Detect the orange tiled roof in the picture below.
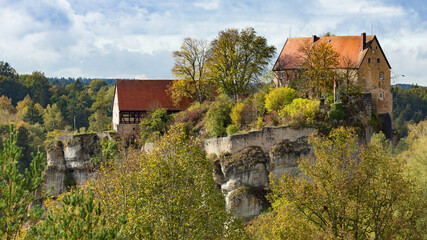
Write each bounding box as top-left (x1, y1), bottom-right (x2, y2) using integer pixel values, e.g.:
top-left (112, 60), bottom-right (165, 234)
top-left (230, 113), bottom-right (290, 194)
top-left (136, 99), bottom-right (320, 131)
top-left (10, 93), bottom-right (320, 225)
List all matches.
top-left (273, 34), bottom-right (389, 71)
top-left (115, 79), bottom-right (191, 111)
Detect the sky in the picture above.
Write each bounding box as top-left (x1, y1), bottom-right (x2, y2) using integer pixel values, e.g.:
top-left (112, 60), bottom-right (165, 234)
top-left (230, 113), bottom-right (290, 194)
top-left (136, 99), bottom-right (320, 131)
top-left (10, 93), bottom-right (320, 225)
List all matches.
top-left (0, 0), bottom-right (426, 85)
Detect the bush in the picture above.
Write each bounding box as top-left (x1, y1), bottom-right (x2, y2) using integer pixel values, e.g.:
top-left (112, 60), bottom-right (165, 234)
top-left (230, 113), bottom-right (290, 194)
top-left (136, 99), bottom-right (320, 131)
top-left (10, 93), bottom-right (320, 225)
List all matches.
top-left (328, 102), bottom-right (345, 122)
top-left (139, 108), bottom-right (171, 143)
top-left (229, 102), bottom-right (257, 129)
top-left (280, 98), bottom-right (320, 127)
top-left (174, 101), bottom-right (210, 136)
top-left (265, 87), bottom-right (297, 113)
top-left (264, 112), bottom-right (279, 126)
top-left (226, 124), bottom-right (238, 136)
top-left (253, 92), bottom-right (267, 117)
top-left (205, 95), bottom-right (234, 137)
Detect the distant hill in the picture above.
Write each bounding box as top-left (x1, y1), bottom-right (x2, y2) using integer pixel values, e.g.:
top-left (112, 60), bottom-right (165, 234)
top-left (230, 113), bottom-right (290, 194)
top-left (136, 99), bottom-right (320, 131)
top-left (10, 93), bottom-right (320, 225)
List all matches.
top-left (48, 77), bottom-right (116, 87)
top-left (393, 83), bottom-right (426, 89)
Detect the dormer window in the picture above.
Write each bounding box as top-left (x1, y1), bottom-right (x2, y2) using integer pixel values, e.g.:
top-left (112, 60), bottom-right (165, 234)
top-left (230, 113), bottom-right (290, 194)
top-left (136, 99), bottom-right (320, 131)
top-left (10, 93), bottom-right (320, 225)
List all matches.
top-left (377, 58), bottom-right (380, 63)
top-left (379, 72), bottom-right (384, 80)
top-left (367, 58), bottom-right (371, 64)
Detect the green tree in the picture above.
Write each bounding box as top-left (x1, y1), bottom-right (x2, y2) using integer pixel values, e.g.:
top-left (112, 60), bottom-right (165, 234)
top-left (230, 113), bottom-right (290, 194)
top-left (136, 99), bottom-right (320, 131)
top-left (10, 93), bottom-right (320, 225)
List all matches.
top-left (0, 61), bottom-right (17, 78)
top-left (91, 126), bottom-right (244, 239)
top-left (298, 42), bottom-right (340, 98)
top-left (89, 87), bottom-right (113, 132)
top-left (139, 108), bottom-right (171, 143)
top-left (0, 126), bottom-right (47, 240)
top-left (26, 187), bottom-right (121, 239)
top-left (88, 79), bottom-right (108, 93)
top-left (43, 103), bottom-right (67, 131)
top-left (205, 95), bottom-right (234, 137)
top-left (249, 127), bottom-right (425, 239)
top-left (170, 38), bottom-right (214, 104)
top-left (209, 27), bottom-right (276, 99)
top-left (23, 103), bottom-right (43, 125)
top-left (21, 71), bottom-right (51, 107)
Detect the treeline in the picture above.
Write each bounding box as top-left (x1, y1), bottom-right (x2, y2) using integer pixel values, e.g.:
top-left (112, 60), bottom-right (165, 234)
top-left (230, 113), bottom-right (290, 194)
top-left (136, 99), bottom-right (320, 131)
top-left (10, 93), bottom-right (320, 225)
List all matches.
top-left (48, 77), bottom-right (115, 87)
top-left (0, 61), bottom-right (114, 171)
top-left (392, 84), bottom-right (427, 136)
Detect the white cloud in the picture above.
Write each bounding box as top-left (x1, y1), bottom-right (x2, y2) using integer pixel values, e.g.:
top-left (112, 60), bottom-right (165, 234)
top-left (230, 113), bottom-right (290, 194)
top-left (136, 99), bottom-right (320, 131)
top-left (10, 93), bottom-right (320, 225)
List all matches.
top-left (194, 0), bottom-right (221, 10)
top-left (0, 0), bottom-right (425, 85)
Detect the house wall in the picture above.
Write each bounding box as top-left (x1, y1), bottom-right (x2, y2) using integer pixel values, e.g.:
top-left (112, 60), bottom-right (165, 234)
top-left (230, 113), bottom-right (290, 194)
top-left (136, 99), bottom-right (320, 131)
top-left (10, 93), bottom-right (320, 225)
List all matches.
top-left (358, 39), bottom-right (392, 115)
top-left (112, 86), bottom-right (120, 131)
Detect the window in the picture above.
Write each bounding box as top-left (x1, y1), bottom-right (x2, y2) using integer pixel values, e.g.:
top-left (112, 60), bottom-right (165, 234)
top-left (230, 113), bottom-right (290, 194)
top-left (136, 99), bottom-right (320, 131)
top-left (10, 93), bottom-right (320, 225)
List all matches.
top-left (367, 58), bottom-right (371, 63)
top-left (120, 111), bottom-right (145, 124)
top-left (379, 81), bottom-right (383, 88)
top-left (379, 92), bottom-right (384, 100)
top-left (377, 58), bottom-right (380, 63)
top-left (379, 72), bottom-right (384, 79)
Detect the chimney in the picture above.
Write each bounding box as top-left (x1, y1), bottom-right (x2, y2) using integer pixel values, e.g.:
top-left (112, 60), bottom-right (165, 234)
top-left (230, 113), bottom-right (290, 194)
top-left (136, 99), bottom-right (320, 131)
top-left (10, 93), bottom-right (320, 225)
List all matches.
top-left (361, 32), bottom-right (366, 51)
top-left (312, 35), bottom-right (319, 44)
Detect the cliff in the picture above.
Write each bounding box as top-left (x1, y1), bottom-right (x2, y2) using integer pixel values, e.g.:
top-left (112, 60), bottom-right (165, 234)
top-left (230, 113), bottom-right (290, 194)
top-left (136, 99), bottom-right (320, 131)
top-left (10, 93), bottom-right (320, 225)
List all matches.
top-left (44, 132), bottom-right (115, 196)
top-left (44, 127), bottom-right (315, 222)
top-left (205, 126), bottom-right (315, 222)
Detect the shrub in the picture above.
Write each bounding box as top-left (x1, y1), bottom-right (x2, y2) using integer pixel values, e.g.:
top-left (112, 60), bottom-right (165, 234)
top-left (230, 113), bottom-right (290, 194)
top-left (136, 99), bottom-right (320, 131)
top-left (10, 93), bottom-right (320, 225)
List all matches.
top-left (226, 124), bottom-right (239, 136)
top-left (229, 102), bottom-right (257, 129)
top-left (328, 102), bottom-right (345, 122)
top-left (205, 95), bottom-right (234, 137)
top-left (264, 112), bottom-right (279, 126)
top-left (174, 101), bottom-right (210, 136)
top-left (265, 87), bottom-right (297, 113)
top-left (139, 108), bottom-right (171, 143)
top-left (280, 98), bottom-right (320, 127)
top-left (253, 92), bottom-right (267, 117)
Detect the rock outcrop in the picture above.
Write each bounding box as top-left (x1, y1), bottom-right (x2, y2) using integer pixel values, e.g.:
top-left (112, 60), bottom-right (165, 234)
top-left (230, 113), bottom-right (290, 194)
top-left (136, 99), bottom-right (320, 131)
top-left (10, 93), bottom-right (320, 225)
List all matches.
top-left (206, 126), bottom-right (314, 222)
top-left (44, 132), bottom-right (115, 196)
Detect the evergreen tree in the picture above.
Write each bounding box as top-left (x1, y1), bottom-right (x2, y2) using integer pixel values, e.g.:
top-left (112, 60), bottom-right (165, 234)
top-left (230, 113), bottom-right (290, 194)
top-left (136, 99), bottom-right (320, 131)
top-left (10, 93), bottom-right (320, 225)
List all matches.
top-left (23, 103), bottom-right (43, 125)
top-left (0, 125), bottom-right (47, 239)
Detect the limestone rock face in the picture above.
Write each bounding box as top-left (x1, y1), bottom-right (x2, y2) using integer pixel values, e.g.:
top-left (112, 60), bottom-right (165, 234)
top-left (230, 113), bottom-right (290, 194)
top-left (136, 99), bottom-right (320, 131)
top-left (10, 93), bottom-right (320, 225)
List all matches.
top-left (44, 132), bottom-right (115, 196)
top-left (268, 136), bottom-right (311, 177)
top-left (208, 127), bottom-right (314, 222)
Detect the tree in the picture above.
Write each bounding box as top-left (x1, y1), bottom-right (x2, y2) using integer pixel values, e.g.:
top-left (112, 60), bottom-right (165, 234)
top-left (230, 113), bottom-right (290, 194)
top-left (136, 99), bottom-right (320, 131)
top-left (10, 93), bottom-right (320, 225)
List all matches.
top-left (88, 79), bottom-right (108, 93)
top-left (0, 126), bottom-right (47, 240)
top-left (43, 104), bottom-right (67, 131)
top-left (21, 71), bottom-right (51, 107)
top-left (248, 127), bottom-right (425, 239)
top-left (170, 38), bottom-right (214, 104)
top-left (139, 108), bottom-right (171, 143)
top-left (91, 126), bottom-right (244, 239)
top-left (298, 42), bottom-right (340, 98)
top-left (209, 27), bottom-right (276, 99)
top-left (89, 87), bottom-right (113, 132)
top-left (26, 187), bottom-right (121, 239)
top-left (0, 61), bottom-right (17, 78)
top-left (23, 103), bottom-right (44, 125)
top-left (0, 95), bottom-right (16, 114)
top-left (16, 95), bottom-right (33, 119)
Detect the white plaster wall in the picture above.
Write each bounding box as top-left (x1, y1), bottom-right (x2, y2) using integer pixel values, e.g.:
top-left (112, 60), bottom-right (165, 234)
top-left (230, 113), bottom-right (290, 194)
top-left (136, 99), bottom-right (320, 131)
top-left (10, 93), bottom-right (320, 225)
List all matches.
top-left (112, 86), bottom-right (120, 131)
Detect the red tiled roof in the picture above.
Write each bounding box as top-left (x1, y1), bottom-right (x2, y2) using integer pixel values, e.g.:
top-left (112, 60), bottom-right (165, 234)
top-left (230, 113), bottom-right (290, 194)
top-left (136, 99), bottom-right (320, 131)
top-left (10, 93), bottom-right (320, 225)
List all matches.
top-left (115, 79), bottom-right (191, 111)
top-left (273, 34), bottom-right (385, 71)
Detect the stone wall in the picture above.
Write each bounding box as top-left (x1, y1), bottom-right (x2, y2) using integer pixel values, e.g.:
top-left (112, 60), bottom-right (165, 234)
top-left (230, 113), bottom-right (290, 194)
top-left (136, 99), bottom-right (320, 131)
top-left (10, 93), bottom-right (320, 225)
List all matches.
top-left (204, 126), bottom-right (315, 222)
top-left (44, 132), bottom-right (115, 196)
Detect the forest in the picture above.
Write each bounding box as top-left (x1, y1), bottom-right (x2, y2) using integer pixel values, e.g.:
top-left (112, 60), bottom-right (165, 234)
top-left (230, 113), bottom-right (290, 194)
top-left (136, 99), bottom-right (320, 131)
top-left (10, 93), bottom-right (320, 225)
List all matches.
top-left (0, 27), bottom-right (426, 239)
